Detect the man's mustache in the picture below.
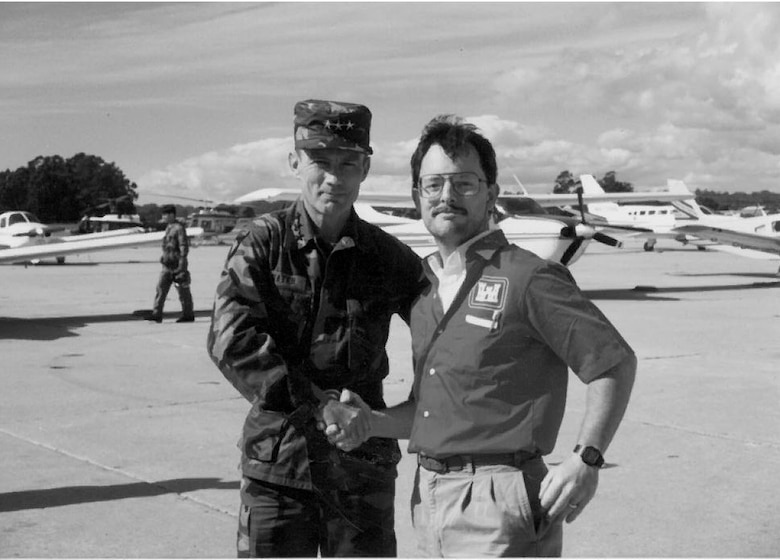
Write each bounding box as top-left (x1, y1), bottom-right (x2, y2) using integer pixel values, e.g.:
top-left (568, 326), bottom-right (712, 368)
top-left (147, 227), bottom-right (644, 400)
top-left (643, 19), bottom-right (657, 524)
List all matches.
top-left (431, 205), bottom-right (466, 216)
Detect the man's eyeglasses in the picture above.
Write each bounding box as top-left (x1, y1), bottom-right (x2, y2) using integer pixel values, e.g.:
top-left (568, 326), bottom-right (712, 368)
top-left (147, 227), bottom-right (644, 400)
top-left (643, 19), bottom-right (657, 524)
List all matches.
top-left (416, 172), bottom-right (486, 198)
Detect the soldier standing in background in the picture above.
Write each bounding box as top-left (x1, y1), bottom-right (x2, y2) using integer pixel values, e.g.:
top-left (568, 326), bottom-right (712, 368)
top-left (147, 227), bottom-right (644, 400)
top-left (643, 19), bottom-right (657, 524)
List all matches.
top-left (146, 204), bottom-right (194, 323)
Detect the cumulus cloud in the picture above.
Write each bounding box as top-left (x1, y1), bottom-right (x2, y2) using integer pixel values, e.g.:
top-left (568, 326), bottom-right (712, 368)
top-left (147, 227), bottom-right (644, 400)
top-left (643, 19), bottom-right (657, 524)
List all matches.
top-left (483, 4), bottom-right (780, 191)
top-left (136, 4), bottom-right (780, 198)
top-left (137, 135), bottom-right (420, 202)
top-left (137, 137), bottom-right (294, 203)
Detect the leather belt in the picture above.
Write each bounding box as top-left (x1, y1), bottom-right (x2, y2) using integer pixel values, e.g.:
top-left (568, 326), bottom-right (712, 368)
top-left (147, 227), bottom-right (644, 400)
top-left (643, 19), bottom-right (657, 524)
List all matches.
top-left (418, 451), bottom-right (538, 474)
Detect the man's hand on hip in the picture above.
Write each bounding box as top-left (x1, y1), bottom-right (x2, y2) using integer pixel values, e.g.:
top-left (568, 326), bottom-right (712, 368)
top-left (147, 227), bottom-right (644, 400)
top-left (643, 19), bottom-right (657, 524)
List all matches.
top-left (539, 453), bottom-right (599, 523)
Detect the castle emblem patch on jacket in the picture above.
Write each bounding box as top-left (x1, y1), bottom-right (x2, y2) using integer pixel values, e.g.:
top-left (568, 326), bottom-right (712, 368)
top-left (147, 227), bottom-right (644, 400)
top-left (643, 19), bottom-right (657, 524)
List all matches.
top-left (469, 276), bottom-right (508, 311)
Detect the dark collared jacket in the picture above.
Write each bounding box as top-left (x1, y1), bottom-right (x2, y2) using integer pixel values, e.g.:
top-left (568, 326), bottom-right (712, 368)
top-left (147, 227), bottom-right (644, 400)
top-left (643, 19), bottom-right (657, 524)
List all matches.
top-left (207, 199), bottom-right (425, 490)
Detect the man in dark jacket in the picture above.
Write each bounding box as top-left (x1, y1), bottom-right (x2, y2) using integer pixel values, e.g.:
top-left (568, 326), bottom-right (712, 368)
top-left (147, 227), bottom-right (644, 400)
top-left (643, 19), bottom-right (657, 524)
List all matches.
top-left (207, 99), bottom-right (425, 557)
top-left (146, 205), bottom-right (194, 323)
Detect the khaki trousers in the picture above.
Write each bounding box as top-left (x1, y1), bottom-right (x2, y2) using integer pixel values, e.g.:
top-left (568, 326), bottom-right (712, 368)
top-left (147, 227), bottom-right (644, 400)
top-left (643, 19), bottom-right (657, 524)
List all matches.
top-left (411, 458), bottom-right (562, 557)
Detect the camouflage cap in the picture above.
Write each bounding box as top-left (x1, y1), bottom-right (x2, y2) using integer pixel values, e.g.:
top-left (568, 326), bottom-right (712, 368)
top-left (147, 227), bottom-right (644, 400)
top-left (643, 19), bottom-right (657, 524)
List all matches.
top-left (294, 99), bottom-right (373, 155)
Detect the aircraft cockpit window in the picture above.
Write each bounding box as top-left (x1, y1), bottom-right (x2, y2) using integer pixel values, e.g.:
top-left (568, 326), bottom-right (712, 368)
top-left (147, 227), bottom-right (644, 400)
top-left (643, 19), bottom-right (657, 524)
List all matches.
top-left (9, 213), bottom-right (32, 225)
top-left (772, 221), bottom-right (780, 233)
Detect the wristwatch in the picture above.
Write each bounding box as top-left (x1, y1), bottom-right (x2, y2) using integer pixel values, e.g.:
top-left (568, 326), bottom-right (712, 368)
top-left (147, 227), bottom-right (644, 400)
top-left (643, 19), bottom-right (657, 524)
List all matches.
top-left (574, 444), bottom-right (605, 468)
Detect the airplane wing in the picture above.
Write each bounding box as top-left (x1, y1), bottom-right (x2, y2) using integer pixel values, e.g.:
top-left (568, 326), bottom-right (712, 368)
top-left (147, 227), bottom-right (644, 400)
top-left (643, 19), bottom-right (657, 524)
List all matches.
top-left (236, 186), bottom-right (694, 208)
top-left (57, 227), bottom-right (146, 242)
top-left (674, 225), bottom-right (780, 256)
top-left (509, 190), bottom-right (694, 207)
top-left (233, 188), bottom-right (299, 204)
top-left (0, 227), bottom-right (204, 264)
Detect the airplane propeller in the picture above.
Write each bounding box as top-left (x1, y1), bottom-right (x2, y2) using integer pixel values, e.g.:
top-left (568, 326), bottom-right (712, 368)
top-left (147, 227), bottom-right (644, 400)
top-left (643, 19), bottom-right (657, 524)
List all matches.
top-left (558, 187), bottom-right (624, 265)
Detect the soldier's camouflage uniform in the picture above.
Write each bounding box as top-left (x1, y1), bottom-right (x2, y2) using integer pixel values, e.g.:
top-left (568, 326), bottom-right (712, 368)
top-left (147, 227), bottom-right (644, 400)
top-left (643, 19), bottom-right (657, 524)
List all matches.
top-left (152, 220), bottom-right (193, 319)
top-left (207, 198), bottom-right (425, 557)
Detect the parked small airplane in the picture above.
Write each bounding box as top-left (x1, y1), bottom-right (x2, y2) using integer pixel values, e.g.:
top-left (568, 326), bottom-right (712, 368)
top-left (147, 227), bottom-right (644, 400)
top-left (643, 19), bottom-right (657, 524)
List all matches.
top-left (0, 209), bottom-right (203, 265)
top-left (572, 174), bottom-right (733, 253)
top-left (0, 210), bottom-right (73, 264)
top-left (573, 177), bottom-right (780, 272)
top-left (670, 193), bottom-right (780, 273)
top-left (0, 211), bottom-right (58, 247)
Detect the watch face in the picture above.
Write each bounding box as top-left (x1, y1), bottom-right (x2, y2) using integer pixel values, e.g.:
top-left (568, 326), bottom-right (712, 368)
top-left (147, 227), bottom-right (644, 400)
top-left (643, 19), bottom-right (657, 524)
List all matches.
top-left (582, 447), bottom-right (604, 467)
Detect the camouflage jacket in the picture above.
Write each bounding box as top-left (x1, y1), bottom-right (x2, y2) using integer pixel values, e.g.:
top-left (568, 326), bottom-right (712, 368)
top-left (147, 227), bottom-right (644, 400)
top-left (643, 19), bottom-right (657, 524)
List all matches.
top-left (160, 221), bottom-right (189, 270)
top-left (207, 199), bottom-right (425, 490)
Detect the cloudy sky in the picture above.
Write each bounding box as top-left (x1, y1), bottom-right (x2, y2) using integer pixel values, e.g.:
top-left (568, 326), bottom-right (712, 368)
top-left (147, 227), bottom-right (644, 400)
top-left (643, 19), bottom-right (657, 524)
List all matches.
top-left (3, 2), bottom-right (780, 204)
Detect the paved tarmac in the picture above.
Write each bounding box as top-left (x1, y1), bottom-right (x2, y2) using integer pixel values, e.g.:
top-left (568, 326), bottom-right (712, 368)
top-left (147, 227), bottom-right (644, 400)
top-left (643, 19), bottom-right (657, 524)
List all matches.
top-left (1, 238), bottom-right (778, 557)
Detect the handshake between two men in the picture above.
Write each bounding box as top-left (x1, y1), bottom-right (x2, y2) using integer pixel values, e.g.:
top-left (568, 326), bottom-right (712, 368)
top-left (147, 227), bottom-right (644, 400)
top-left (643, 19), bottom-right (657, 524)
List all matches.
top-left (314, 389), bottom-right (376, 452)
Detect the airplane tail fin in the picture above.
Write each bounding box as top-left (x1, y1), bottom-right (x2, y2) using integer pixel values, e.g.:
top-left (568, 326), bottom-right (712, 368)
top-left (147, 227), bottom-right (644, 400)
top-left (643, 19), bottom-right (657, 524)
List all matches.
top-left (579, 174), bottom-right (619, 216)
top-left (667, 180), bottom-right (704, 218)
top-left (512, 174), bottom-right (529, 195)
top-left (579, 174), bottom-right (605, 194)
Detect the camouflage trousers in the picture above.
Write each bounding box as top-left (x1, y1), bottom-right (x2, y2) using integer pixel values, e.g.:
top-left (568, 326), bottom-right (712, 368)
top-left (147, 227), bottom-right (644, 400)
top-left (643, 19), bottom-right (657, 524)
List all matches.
top-left (152, 268), bottom-right (193, 317)
top-left (237, 473), bottom-right (396, 558)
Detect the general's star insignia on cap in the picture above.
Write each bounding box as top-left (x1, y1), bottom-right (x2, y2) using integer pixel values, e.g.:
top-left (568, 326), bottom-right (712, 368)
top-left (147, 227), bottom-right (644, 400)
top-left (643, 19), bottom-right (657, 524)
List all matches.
top-left (293, 99), bottom-right (373, 154)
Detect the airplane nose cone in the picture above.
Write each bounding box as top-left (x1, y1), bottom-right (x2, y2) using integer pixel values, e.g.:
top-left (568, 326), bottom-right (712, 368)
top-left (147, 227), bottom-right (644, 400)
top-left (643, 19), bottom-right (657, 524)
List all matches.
top-left (573, 223), bottom-right (597, 238)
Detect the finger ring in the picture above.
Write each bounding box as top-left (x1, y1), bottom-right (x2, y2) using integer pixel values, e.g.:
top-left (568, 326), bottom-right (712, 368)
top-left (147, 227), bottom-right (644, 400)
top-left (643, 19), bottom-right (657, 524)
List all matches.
top-left (568, 503), bottom-right (578, 509)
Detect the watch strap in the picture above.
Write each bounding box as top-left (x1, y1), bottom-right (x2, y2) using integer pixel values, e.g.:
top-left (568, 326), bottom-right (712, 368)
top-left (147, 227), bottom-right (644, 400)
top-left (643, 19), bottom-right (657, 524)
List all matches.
top-left (574, 444), bottom-right (605, 468)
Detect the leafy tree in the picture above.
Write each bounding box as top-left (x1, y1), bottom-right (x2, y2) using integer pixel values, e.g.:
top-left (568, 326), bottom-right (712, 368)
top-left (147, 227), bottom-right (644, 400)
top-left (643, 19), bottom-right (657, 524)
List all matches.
top-left (0, 167), bottom-right (31, 211)
top-left (553, 170), bottom-right (580, 193)
top-left (599, 171), bottom-right (633, 193)
top-left (69, 153), bottom-right (137, 216)
top-left (24, 155), bottom-right (79, 223)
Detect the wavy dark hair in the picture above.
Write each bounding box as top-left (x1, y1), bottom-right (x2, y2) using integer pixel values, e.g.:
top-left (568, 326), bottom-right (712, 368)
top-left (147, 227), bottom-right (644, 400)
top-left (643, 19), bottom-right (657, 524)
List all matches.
top-left (409, 115), bottom-right (498, 193)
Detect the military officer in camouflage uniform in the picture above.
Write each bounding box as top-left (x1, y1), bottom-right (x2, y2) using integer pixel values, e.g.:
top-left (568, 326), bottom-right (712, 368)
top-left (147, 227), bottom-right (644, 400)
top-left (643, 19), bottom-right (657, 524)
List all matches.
top-left (146, 205), bottom-right (194, 323)
top-left (207, 99), bottom-right (425, 557)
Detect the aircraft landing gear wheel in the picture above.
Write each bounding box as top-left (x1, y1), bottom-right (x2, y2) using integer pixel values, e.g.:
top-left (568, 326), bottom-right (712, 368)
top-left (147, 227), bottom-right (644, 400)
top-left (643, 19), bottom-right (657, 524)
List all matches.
top-left (697, 246), bottom-right (706, 251)
top-left (56, 256), bottom-right (66, 264)
top-left (643, 241), bottom-right (655, 252)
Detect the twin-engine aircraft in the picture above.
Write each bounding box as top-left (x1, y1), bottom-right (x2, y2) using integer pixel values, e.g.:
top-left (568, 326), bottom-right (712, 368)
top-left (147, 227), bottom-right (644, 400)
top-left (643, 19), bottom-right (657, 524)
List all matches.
top-left (0, 210), bottom-right (202, 265)
top-left (234, 182), bottom-right (693, 267)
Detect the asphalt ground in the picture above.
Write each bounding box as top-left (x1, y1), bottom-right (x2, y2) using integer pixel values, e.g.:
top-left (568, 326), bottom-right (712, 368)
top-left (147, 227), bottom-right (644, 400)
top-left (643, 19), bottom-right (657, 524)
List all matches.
top-left (1, 238), bottom-right (778, 557)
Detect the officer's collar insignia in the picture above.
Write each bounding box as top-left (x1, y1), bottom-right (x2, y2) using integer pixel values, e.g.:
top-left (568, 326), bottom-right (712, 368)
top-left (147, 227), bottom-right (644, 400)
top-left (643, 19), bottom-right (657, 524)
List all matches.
top-left (291, 210), bottom-right (307, 249)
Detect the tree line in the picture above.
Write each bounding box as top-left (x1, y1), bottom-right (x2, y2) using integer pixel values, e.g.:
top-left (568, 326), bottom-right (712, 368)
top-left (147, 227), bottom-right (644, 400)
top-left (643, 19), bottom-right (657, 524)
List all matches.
top-left (552, 170), bottom-right (634, 194)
